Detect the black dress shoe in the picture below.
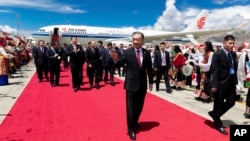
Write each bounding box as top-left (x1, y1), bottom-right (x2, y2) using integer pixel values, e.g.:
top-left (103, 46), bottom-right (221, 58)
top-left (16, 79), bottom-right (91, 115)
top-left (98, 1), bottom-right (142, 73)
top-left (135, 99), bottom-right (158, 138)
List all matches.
top-left (166, 89), bottom-right (172, 93)
top-left (203, 98), bottom-right (212, 103)
top-left (171, 86), bottom-right (176, 89)
top-left (217, 127), bottom-right (228, 135)
top-left (128, 130), bottom-right (136, 140)
top-left (208, 111), bottom-right (222, 126)
top-left (74, 88), bottom-right (77, 92)
top-left (51, 84), bottom-right (55, 87)
top-left (195, 97), bottom-right (204, 101)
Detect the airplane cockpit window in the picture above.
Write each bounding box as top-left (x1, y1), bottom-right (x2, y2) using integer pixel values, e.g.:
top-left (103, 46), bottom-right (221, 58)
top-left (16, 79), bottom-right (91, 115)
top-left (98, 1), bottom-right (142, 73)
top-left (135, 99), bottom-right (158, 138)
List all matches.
top-left (39, 29), bottom-right (45, 32)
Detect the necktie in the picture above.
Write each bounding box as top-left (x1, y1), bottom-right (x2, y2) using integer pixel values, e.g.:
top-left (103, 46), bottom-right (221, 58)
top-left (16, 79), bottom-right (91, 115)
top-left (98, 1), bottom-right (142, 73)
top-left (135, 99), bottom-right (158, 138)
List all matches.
top-left (52, 48), bottom-right (56, 54)
top-left (136, 49), bottom-right (141, 68)
top-left (40, 47), bottom-right (43, 53)
top-left (162, 51), bottom-right (165, 63)
top-left (228, 53), bottom-right (232, 65)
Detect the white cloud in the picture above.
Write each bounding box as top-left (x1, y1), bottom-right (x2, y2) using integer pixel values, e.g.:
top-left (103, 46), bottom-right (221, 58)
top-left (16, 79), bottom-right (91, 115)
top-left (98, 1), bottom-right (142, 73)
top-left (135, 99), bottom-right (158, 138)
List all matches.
top-left (213, 0), bottom-right (249, 5)
top-left (0, 9), bottom-right (13, 13)
top-left (212, 0), bottom-right (227, 4)
top-left (140, 0), bottom-right (250, 31)
top-left (0, 0), bottom-right (85, 13)
top-left (0, 25), bottom-right (17, 35)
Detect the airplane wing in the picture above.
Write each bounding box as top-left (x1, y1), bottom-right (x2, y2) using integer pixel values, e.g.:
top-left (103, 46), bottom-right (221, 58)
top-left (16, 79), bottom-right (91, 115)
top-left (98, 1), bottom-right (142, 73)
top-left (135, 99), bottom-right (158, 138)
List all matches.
top-left (144, 28), bottom-right (234, 42)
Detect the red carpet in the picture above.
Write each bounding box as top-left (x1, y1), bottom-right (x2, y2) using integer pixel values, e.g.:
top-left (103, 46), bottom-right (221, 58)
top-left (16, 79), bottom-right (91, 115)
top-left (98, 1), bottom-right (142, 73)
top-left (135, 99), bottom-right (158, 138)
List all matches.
top-left (0, 67), bottom-right (229, 141)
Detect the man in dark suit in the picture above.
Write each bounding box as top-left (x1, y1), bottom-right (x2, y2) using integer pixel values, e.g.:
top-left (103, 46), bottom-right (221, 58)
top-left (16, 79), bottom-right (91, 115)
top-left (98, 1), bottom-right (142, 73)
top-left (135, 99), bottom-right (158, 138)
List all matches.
top-left (61, 43), bottom-right (69, 69)
top-left (116, 43), bottom-right (126, 77)
top-left (97, 40), bottom-right (104, 81)
top-left (153, 42), bottom-right (172, 93)
top-left (46, 42), bottom-right (61, 87)
top-left (85, 41), bottom-right (101, 89)
top-left (208, 35), bottom-right (238, 135)
top-left (112, 31), bottom-right (153, 141)
top-left (32, 40), bottom-right (49, 82)
top-left (103, 42), bottom-right (115, 86)
top-left (66, 36), bottom-right (85, 92)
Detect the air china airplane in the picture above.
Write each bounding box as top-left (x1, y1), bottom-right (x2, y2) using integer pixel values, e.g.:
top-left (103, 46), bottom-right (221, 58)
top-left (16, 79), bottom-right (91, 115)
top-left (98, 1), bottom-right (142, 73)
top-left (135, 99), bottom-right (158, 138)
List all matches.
top-left (31, 9), bottom-right (246, 46)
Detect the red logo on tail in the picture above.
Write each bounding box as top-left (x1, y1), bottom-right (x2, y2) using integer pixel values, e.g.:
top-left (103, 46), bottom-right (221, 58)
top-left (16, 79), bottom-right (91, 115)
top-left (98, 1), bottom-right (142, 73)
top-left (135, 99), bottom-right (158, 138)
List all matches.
top-left (197, 17), bottom-right (206, 30)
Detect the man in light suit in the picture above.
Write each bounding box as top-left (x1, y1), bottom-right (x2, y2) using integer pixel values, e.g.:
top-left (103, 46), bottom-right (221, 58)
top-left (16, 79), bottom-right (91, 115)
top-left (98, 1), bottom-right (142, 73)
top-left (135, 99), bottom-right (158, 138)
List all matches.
top-left (112, 31), bottom-right (153, 141)
top-left (208, 35), bottom-right (238, 135)
top-left (153, 42), bottom-right (172, 93)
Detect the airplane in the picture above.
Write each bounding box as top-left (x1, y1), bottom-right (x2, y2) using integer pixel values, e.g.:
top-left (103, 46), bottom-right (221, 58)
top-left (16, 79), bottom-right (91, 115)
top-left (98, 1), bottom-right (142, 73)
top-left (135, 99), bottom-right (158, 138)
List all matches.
top-left (31, 9), bottom-right (247, 46)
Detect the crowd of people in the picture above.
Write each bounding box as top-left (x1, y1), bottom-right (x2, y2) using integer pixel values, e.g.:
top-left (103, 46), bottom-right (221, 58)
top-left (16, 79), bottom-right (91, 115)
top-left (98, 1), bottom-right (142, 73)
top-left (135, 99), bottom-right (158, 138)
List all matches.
top-left (2, 31), bottom-right (250, 140)
top-left (0, 32), bottom-right (32, 81)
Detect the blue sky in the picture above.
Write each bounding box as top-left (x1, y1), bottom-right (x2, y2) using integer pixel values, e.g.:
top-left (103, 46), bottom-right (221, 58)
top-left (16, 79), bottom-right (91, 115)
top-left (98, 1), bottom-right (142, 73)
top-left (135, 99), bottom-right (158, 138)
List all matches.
top-left (0, 0), bottom-right (250, 35)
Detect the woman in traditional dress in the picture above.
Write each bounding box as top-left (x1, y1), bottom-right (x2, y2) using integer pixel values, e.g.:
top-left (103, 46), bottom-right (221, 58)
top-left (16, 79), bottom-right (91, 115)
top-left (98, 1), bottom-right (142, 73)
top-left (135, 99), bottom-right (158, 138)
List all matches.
top-left (172, 45), bottom-right (186, 90)
top-left (244, 50), bottom-right (250, 118)
top-left (194, 41), bottom-right (214, 103)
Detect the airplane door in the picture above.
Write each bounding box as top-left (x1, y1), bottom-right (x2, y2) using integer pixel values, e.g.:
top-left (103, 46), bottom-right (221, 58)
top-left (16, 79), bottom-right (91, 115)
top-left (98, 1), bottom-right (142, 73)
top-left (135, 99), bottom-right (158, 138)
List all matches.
top-left (52, 27), bottom-right (59, 43)
top-left (53, 27), bottom-right (59, 35)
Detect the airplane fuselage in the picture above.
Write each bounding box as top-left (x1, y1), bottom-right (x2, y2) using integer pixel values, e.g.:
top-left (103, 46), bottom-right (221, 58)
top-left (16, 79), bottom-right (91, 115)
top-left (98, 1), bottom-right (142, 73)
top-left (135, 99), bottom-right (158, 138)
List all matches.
top-left (31, 25), bottom-right (170, 46)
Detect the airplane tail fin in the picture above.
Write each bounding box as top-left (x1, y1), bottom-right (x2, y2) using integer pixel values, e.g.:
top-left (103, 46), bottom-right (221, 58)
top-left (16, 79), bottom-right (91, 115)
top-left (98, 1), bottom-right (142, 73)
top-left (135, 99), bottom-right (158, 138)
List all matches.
top-left (182, 9), bottom-right (209, 32)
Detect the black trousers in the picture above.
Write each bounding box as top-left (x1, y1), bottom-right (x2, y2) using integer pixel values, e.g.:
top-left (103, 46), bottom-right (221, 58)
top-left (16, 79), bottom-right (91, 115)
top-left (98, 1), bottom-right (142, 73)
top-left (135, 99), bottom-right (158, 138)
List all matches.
top-left (155, 66), bottom-right (171, 90)
top-left (104, 67), bottom-right (114, 83)
top-left (63, 59), bottom-right (69, 69)
top-left (37, 62), bottom-right (48, 81)
top-left (49, 65), bottom-right (60, 85)
top-left (126, 86), bottom-right (147, 131)
top-left (212, 77), bottom-right (236, 127)
top-left (70, 66), bottom-right (81, 88)
top-left (87, 66), bottom-right (99, 86)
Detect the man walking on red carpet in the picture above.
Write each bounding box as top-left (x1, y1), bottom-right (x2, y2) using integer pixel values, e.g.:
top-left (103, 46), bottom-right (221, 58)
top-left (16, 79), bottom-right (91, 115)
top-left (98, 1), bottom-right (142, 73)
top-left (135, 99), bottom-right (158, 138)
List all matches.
top-left (208, 35), bottom-right (238, 135)
top-left (111, 31), bottom-right (153, 140)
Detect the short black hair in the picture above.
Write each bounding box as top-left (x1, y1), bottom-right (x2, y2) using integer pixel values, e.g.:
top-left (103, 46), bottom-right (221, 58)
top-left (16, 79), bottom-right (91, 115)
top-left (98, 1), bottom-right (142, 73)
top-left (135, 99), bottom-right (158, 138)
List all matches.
top-left (223, 35), bottom-right (235, 42)
top-left (98, 40), bottom-right (103, 44)
top-left (132, 31), bottom-right (144, 40)
top-left (71, 36), bottom-right (77, 40)
top-left (160, 42), bottom-right (165, 45)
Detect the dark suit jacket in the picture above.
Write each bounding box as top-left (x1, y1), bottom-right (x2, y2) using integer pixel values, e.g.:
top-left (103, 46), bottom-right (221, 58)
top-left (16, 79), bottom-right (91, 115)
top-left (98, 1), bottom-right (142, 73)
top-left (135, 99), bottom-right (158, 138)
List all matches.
top-left (102, 48), bottom-right (114, 68)
top-left (85, 47), bottom-right (101, 68)
top-left (120, 47), bottom-right (153, 92)
top-left (66, 44), bottom-right (85, 68)
top-left (210, 49), bottom-right (238, 90)
top-left (153, 50), bottom-right (170, 70)
top-left (32, 46), bottom-right (48, 65)
top-left (46, 47), bottom-right (61, 68)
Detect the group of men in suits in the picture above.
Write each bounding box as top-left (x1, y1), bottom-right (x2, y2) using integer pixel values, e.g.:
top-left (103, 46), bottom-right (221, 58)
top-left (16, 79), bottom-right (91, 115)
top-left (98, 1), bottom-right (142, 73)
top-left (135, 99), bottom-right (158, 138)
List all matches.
top-left (32, 40), bottom-right (65, 87)
top-left (32, 33), bottom-right (239, 140)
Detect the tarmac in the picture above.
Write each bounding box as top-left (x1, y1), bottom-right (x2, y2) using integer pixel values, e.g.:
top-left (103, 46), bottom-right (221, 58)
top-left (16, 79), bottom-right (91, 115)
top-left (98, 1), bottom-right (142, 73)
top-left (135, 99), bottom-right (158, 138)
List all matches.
top-left (0, 62), bottom-right (250, 128)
